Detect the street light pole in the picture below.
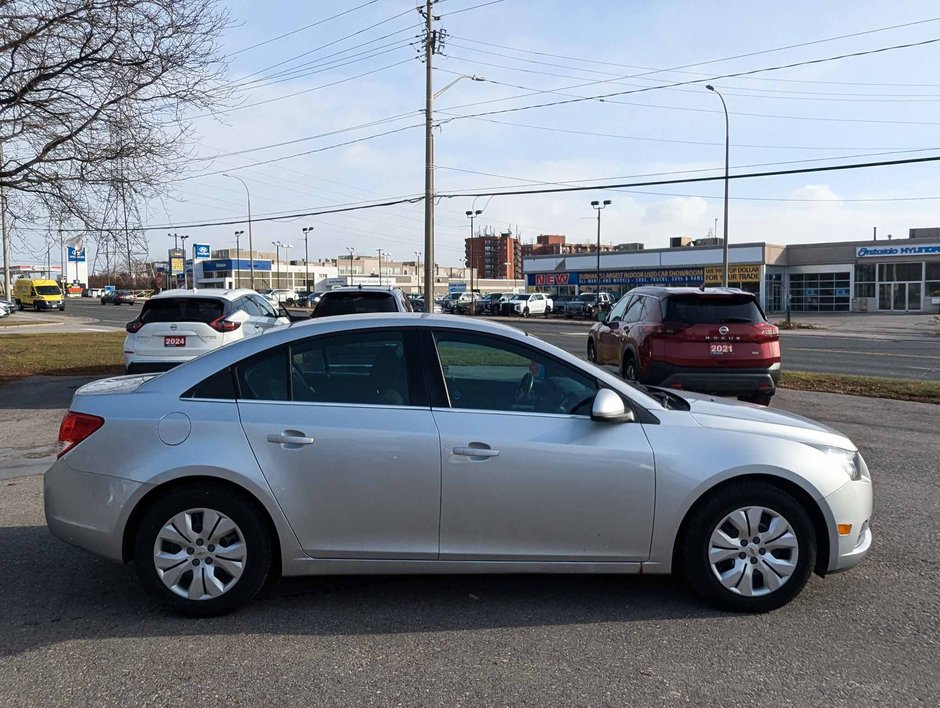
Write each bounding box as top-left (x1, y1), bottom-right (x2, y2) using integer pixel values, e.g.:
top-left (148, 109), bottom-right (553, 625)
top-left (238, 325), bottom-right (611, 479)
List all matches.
top-left (706, 84), bottom-right (730, 287)
top-left (377, 248), bottom-right (384, 287)
top-left (465, 209), bottom-right (482, 314)
top-left (345, 247), bottom-right (355, 285)
top-left (302, 226), bottom-right (313, 296)
top-left (179, 234), bottom-right (189, 288)
top-left (234, 230), bottom-right (244, 287)
top-left (590, 200), bottom-right (611, 292)
top-left (224, 173), bottom-right (255, 289)
top-left (272, 241), bottom-right (282, 288)
top-left (414, 251), bottom-right (421, 293)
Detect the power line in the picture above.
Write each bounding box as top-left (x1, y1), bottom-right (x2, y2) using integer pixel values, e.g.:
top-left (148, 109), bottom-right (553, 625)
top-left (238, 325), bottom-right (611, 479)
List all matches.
top-left (437, 36), bottom-right (940, 121)
top-left (227, 0), bottom-right (384, 57)
top-left (443, 0), bottom-right (506, 16)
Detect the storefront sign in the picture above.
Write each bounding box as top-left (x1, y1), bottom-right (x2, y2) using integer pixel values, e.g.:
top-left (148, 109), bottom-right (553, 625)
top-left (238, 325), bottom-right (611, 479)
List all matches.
top-left (856, 243), bottom-right (940, 258)
top-left (532, 272), bottom-right (579, 286)
top-left (201, 258), bottom-right (272, 272)
top-left (193, 243), bottom-right (211, 260)
top-left (67, 246), bottom-right (86, 262)
top-left (704, 264), bottom-right (761, 284)
top-left (528, 267), bottom-right (704, 287)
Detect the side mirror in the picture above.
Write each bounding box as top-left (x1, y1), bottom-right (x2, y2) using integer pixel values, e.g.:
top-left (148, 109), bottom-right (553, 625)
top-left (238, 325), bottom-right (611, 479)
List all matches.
top-left (591, 388), bottom-right (635, 423)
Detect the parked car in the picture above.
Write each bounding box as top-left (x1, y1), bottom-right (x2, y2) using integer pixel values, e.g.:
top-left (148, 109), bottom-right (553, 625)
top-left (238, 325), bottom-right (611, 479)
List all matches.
top-left (475, 292), bottom-right (504, 315)
top-left (566, 292), bottom-right (615, 319)
top-left (101, 290), bottom-right (136, 306)
top-left (13, 278), bottom-right (65, 311)
top-left (408, 295), bottom-right (443, 314)
top-left (508, 292), bottom-right (552, 317)
top-left (259, 288), bottom-right (299, 306)
top-left (549, 294), bottom-right (575, 317)
top-left (122, 289), bottom-right (289, 374)
top-left (45, 313), bottom-right (872, 616)
top-left (439, 292), bottom-right (463, 313)
top-left (310, 286), bottom-right (412, 318)
top-left (298, 292), bottom-right (323, 309)
top-left (587, 287), bottom-right (781, 405)
top-left (0, 298), bottom-right (14, 317)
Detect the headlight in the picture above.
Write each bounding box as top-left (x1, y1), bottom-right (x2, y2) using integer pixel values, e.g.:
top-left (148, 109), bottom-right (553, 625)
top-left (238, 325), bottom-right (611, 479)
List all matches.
top-left (808, 444), bottom-right (863, 481)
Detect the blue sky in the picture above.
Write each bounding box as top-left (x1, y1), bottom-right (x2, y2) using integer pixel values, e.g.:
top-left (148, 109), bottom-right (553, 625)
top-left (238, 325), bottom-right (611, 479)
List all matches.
top-left (74, 0), bottom-right (940, 266)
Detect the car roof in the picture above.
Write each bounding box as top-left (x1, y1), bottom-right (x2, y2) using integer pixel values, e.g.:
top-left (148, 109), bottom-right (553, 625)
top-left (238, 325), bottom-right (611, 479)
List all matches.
top-left (149, 288), bottom-right (255, 302)
top-left (324, 287), bottom-right (400, 295)
top-left (628, 286), bottom-right (753, 298)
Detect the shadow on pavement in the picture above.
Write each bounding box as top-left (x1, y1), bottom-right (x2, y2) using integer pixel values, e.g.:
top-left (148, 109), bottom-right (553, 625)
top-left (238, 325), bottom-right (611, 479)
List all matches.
top-left (0, 524), bottom-right (721, 658)
top-left (0, 376), bottom-right (98, 410)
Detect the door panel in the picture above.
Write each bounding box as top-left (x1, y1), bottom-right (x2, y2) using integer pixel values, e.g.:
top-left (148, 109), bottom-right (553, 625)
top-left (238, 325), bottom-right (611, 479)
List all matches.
top-left (239, 401), bottom-right (442, 559)
top-left (434, 408), bottom-right (655, 561)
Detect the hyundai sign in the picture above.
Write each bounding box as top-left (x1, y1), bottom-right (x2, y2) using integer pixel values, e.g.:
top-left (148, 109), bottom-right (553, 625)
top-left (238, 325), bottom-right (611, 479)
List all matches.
top-left (193, 243), bottom-right (211, 260)
top-left (856, 243), bottom-right (940, 258)
top-left (66, 246), bottom-right (86, 262)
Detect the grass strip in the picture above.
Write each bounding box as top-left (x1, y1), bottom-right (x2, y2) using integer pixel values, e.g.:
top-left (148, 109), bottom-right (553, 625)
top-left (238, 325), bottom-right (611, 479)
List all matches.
top-left (0, 332), bottom-right (125, 382)
top-left (780, 370), bottom-right (940, 405)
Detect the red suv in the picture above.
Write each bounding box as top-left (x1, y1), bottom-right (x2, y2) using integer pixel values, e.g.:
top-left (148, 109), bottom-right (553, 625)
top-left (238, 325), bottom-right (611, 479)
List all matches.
top-left (587, 287), bottom-right (781, 405)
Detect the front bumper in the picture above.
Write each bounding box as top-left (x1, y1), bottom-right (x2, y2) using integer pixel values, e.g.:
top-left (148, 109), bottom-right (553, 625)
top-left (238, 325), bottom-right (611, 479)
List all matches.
top-left (44, 459), bottom-right (151, 563)
top-left (824, 477), bottom-right (874, 573)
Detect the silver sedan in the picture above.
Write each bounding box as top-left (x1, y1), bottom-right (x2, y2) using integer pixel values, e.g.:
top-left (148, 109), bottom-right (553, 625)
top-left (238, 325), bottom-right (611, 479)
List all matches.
top-left (45, 314), bottom-right (872, 615)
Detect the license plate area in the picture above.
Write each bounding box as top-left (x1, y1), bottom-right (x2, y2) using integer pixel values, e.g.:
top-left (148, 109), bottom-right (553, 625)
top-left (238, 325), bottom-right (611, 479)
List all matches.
top-left (164, 336), bottom-right (186, 347)
top-left (709, 343), bottom-right (733, 355)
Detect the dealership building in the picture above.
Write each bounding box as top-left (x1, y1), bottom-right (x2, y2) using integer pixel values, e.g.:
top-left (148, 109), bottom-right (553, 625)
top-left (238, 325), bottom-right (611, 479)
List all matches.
top-left (523, 228), bottom-right (940, 314)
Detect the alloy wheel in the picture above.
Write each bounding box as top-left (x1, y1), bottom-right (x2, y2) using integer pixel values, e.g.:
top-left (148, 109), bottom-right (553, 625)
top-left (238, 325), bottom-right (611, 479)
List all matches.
top-left (152, 508), bottom-right (247, 601)
top-left (708, 506), bottom-right (799, 597)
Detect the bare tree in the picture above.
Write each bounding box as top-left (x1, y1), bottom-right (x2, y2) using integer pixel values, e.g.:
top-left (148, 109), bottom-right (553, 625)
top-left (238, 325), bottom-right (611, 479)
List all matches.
top-left (0, 0), bottom-right (230, 291)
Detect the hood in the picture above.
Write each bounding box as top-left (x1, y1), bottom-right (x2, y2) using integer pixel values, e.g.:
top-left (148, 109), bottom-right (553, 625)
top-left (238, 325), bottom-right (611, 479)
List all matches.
top-left (680, 391), bottom-right (855, 450)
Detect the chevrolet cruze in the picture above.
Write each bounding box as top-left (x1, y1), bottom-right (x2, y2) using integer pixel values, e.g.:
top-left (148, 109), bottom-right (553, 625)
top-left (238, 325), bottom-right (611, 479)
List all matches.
top-left (45, 314), bottom-right (872, 615)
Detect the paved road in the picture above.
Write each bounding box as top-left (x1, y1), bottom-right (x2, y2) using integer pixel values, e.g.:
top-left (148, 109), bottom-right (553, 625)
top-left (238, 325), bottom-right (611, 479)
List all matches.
top-left (19, 300), bottom-right (940, 381)
top-left (508, 320), bottom-right (940, 382)
top-left (0, 387), bottom-right (937, 705)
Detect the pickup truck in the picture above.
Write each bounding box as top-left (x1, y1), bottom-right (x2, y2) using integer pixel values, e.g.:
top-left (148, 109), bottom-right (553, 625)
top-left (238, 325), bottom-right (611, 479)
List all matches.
top-left (566, 292), bottom-right (615, 319)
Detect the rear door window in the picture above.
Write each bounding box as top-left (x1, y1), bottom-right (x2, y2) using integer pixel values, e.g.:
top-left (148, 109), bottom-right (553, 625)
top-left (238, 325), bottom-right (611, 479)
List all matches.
top-left (312, 292), bottom-right (397, 317)
top-left (664, 295), bottom-right (765, 324)
top-left (140, 298), bottom-right (225, 324)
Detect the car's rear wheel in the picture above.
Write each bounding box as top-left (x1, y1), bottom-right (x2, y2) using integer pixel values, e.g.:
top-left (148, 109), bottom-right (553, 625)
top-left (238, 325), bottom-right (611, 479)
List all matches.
top-left (587, 339), bottom-right (597, 363)
top-left (134, 485), bottom-right (273, 617)
top-left (286, 299), bottom-right (295, 306)
top-left (621, 352), bottom-right (638, 381)
top-left (681, 482), bottom-right (816, 612)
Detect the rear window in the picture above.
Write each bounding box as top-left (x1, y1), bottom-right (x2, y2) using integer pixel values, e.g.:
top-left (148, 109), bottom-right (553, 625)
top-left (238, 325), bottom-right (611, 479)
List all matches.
top-left (312, 291), bottom-right (397, 317)
top-left (664, 295), bottom-right (765, 324)
top-left (141, 298), bottom-right (225, 324)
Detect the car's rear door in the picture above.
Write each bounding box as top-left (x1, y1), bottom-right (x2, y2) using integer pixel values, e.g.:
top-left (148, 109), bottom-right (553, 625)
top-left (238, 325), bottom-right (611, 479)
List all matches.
top-left (429, 329), bottom-right (655, 561)
top-left (236, 328), bottom-right (442, 559)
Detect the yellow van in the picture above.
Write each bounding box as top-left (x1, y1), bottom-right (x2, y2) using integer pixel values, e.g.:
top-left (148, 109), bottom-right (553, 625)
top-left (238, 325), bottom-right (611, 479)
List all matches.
top-left (13, 278), bottom-right (65, 311)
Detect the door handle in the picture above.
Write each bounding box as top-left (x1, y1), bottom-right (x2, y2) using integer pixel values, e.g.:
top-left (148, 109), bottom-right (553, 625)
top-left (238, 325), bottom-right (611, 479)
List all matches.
top-left (453, 446), bottom-right (499, 458)
top-left (267, 432), bottom-right (315, 445)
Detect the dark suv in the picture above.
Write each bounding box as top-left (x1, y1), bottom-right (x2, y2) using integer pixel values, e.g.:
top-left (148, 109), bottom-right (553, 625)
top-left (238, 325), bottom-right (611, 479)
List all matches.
top-left (310, 287), bottom-right (412, 318)
top-left (587, 287), bottom-right (781, 405)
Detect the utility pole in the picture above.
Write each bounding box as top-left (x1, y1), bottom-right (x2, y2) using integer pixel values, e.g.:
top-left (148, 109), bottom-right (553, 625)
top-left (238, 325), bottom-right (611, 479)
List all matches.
top-left (421, 0), bottom-right (438, 306)
top-left (466, 209), bottom-right (481, 314)
top-left (0, 142), bottom-right (10, 297)
top-left (179, 234), bottom-right (189, 288)
top-left (302, 226), bottom-right (313, 296)
top-left (345, 247), bottom-right (355, 285)
top-left (414, 251), bottom-right (421, 294)
top-left (377, 248), bottom-right (384, 287)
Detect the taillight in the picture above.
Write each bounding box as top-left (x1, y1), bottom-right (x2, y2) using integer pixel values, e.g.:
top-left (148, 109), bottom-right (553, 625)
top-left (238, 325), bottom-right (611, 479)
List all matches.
top-left (57, 412), bottom-right (104, 457)
top-left (125, 319), bottom-right (143, 333)
top-left (757, 324), bottom-right (779, 341)
top-left (209, 315), bottom-right (241, 333)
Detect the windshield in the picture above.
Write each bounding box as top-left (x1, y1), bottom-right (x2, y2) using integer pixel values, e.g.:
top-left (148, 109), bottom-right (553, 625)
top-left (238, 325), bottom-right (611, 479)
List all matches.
top-left (141, 298), bottom-right (224, 324)
top-left (576, 294), bottom-right (596, 302)
top-left (36, 285), bottom-right (61, 295)
top-left (665, 295), bottom-right (765, 324)
top-left (312, 291), bottom-right (397, 317)
top-left (511, 295), bottom-right (529, 301)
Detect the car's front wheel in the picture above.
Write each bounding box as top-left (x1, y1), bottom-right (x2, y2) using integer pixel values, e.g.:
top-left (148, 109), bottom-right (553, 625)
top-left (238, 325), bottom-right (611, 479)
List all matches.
top-left (134, 485), bottom-right (273, 616)
top-left (587, 339), bottom-right (597, 363)
top-left (681, 482), bottom-right (816, 612)
top-left (621, 352), bottom-right (638, 381)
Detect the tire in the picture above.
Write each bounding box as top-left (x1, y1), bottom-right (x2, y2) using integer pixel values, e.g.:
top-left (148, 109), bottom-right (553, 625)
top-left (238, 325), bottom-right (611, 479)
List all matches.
top-left (740, 392), bottom-right (774, 406)
top-left (543, 306), bottom-right (551, 318)
top-left (34, 301), bottom-right (40, 311)
top-left (285, 299), bottom-right (294, 306)
top-left (134, 484), bottom-right (274, 617)
top-left (523, 307), bottom-right (530, 318)
top-left (620, 352), bottom-right (638, 381)
top-left (15, 299), bottom-right (23, 311)
top-left (587, 339), bottom-right (597, 363)
top-left (681, 482), bottom-right (816, 613)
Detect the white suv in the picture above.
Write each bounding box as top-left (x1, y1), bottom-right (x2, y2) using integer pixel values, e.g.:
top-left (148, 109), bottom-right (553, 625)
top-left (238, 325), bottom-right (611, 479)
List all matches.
top-left (510, 292), bottom-right (553, 317)
top-left (123, 289), bottom-right (289, 374)
top-left (260, 288), bottom-right (299, 306)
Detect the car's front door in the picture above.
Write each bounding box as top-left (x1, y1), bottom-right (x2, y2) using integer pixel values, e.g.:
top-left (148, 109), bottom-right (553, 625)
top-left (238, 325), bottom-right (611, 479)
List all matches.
top-left (236, 329), bottom-right (442, 559)
top-left (596, 295), bottom-right (632, 364)
top-left (429, 329), bottom-right (656, 561)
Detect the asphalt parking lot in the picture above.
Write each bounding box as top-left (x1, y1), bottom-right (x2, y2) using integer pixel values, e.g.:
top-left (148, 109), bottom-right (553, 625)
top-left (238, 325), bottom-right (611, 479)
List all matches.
top-left (0, 379), bottom-right (938, 706)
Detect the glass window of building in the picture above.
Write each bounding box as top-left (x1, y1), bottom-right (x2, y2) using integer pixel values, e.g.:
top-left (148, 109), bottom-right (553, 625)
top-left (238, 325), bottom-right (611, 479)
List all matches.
top-left (788, 272), bottom-right (851, 312)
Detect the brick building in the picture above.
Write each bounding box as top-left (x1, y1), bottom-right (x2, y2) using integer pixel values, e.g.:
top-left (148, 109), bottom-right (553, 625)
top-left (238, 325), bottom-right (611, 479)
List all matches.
top-left (465, 230), bottom-right (523, 280)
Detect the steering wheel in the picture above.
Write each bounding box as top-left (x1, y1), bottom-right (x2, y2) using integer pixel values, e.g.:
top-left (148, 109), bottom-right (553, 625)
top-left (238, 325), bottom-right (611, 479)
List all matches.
top-left (514, 372), bottom-right (535, 404)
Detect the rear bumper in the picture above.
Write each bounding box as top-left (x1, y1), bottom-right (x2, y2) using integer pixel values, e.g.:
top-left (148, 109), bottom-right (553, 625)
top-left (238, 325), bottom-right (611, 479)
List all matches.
top-left (44, 459), bottom-right (150, 563)
top-left (125, 360), bottom-right (186, 374)
top-left (645, 361), bottom-right (781, 395)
